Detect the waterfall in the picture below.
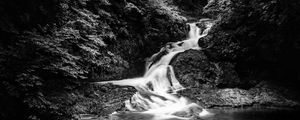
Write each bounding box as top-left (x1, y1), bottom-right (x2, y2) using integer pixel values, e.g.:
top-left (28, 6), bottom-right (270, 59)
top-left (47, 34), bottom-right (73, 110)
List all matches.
top-left (97, 19), bottom-right (214, 120)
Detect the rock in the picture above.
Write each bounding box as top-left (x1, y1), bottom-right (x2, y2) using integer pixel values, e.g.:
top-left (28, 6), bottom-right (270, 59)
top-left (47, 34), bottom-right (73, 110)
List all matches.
top-left (179, 87), bottom-right (299, 108)
top-left (250, 88), bottom-right (299, 107)
top-left (214, 62), bottom-right (241, 88)
top-left (171, 50), bottom-right (217, 88)
top-left (249, 82), bottom-right (300, 107)
top-left (202, 88), bottom-right (254, 107)
top-left (171, 50), bottom-right (240, 89)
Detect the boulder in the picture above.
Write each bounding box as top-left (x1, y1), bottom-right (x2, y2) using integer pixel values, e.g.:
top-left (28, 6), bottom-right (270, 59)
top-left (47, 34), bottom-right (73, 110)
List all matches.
top-left (171, 50), bottom-right (240, 89)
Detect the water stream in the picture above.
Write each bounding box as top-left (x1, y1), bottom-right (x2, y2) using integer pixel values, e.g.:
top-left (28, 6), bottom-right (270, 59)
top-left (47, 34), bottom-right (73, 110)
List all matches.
top-left (97, 19), bottom-right (214, 120)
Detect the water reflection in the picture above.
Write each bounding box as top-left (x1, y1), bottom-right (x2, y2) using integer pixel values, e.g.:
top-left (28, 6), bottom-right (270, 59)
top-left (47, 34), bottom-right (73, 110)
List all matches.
top-left (202, 107), bottom-right (299, 120)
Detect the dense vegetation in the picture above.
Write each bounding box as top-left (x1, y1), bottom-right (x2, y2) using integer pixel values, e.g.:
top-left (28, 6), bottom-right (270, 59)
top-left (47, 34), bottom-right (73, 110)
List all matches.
top-left (0, 0), bottom-right (187, 119)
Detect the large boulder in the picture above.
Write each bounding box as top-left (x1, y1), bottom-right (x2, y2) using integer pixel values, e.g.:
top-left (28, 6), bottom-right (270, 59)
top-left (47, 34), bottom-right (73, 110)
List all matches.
top-left (171, 50), bottom-right (241, 89)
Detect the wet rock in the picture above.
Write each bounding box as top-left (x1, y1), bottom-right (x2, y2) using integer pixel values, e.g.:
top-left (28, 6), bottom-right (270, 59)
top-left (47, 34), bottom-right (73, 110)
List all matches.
top-left (171, 50), bottom-right (240, 89)
top-left (199, 88), bottom-right (254, 107)
top-left (180, 87), bottom-right (299, 108)
top-left (171, 50), bottom-right (217, 88)
top-left (249, 82), bottom-right (300, 107)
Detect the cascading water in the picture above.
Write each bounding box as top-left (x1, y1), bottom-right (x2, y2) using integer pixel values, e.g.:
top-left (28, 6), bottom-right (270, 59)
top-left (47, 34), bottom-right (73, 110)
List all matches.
top-left (97, 19), bottom-right (214, 120)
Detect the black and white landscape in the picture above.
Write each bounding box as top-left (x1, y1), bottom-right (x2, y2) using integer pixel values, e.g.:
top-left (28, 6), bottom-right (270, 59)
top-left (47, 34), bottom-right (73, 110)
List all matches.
top-left (0, 0), bottom-right (300, 120)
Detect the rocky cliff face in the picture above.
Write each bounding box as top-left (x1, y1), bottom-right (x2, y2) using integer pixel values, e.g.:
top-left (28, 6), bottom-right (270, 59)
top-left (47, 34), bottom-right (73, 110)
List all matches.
top-left (0, 0), bottom-right (188, 119)
top-left (201, 0), bottom-right (300, 89)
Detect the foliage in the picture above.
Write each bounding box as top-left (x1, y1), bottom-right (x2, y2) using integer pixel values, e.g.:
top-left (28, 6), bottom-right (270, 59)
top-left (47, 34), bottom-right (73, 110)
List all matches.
top-left (0, 0), bottom-right (188, 119)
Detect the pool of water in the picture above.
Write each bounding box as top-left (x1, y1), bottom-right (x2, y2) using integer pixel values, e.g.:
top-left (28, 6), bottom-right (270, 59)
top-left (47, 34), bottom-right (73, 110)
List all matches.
top-left (202, 107), bottom-right (299, 120)
top-left (78, 107), bottom-right (299, 120)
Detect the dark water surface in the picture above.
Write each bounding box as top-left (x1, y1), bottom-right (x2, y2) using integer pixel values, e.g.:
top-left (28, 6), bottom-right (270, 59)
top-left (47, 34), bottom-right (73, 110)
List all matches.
top-left (78, 107), bottom-right (299, 120)
top-left (202, 107), bottom-right (299, 120)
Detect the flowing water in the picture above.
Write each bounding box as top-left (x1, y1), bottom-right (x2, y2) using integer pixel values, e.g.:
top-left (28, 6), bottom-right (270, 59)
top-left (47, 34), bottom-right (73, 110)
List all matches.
top-left (97, 19), bottom-right (215, 120)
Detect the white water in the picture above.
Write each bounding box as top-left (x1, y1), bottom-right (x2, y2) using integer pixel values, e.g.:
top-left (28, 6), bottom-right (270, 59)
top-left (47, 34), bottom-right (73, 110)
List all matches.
top-left (97, 19), bottom-right (214, 120)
